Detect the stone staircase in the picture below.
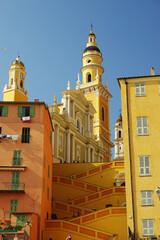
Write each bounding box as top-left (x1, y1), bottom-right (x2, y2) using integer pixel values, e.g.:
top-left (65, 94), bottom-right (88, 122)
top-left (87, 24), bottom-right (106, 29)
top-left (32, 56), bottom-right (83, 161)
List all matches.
top-left (44, 161), bottom-right (127, 240)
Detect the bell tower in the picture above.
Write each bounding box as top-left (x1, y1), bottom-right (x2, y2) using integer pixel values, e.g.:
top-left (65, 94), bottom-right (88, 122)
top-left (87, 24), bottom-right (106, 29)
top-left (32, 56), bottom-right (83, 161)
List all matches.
top-left (80, 29), bottom-right (114, 161)
top-left (3, 56), bottom-right (28, 102)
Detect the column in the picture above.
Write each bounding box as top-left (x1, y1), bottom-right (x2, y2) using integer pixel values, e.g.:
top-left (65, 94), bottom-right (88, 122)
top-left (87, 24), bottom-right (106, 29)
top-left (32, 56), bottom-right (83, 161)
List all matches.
top-left (87, 145), bottom-right (90, 162)
top-left (72, 135), bottom-right (75, 162)
top-left (66, 131), bottom-right (70, 163)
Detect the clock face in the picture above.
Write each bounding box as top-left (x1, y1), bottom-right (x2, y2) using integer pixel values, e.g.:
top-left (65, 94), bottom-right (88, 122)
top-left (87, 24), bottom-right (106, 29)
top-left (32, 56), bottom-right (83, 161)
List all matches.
top-left (20, 73), bottom-right (24, 79)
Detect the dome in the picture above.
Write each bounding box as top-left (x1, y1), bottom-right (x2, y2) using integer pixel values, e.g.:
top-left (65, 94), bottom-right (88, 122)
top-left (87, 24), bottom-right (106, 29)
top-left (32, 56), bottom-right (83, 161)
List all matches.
top-left (11, 56), bottom-right (25, 67)
top-left (83, 46), bottom-right (101, 53)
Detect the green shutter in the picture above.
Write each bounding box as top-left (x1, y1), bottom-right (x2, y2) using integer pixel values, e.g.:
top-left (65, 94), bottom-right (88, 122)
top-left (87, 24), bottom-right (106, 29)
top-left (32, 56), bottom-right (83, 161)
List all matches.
top-left (30, 106), bottom-right (35, 117)
top-left (48, 165), bottom-right (50, 178)
top-left (3, 106), bottom-right (8, 117)
top-left (18, 106), bottom-right (22, 117)
top-left (47, 187), bottom-right (49, 200)
top-left (13, 150), bottom-right (21, 166)
top-left (50, 130), bottom-right (52, 144)
top-left (16, 214), bottom-right (26, 226)
top-left (12, 172), bottom-right (20, 190)
top-left (10, 199), bottom-right (18, 213)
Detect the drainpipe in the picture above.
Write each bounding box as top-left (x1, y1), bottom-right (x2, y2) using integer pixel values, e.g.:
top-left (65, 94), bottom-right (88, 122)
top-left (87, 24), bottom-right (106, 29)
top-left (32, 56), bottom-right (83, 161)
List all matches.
top-left (125, 80), bottom-right (135, 239)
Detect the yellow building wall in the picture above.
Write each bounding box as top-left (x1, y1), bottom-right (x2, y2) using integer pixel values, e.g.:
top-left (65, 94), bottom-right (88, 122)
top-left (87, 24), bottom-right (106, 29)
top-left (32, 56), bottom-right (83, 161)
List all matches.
top-left (120, 77), bottom-right (160, 238)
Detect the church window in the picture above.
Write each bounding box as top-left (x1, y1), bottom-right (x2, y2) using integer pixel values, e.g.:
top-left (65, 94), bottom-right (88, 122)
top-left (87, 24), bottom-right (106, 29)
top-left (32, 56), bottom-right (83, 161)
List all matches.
top-left (20, 80), bottom-right (23, 88)
top-left (119, 131), bottom-right (121, 138)
top-left (11, 78), bottom-right (13, 85)
top-left (88, 74), bottom-right (91, 82)
top-left (76, 119), bottom-right (80, 132)
top-left (102, 107), bottom-right (105, 121)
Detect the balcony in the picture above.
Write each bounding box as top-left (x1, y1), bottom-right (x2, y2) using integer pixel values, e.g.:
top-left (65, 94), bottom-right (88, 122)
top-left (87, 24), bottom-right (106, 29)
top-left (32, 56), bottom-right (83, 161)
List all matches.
top-left (0, 182), bottom-right (25, 192)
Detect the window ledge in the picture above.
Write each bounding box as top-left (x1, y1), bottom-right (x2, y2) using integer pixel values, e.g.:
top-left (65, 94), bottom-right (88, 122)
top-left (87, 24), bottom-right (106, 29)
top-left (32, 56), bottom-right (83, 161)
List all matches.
top-left (137, 134), bottom-right (149, 136)
top-left (0, 166), bottom-right (26, 171)
top-left (139, 175), bottom-right (152, 177)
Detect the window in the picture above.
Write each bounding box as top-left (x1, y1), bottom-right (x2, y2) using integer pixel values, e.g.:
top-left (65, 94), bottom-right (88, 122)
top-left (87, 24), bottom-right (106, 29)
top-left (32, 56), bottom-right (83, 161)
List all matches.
top-left (59, 135), bottom-right (63, 150)
top-left (47, 187), bottom-right (49, 200)
top-left (12, 172), bottom-right (20, 190)
top-left (0, 127), bottom-right (1, 134)
top-left (77, 120), bottom-right (80, 132)
top-left (142, 219), bottom-right (154, 236)
top-left (135, 83), bottom-right (146, 96)
top-left (13, 150), bottom-right (21, 166)
top-left (0, 106), bottom-right (8, 117)
top-left (119, 131), bottom-right (121, 138)
top-left (88, 74), bottom-right (91, 82)
top-left (10, 199), bottom-right (18, 217)
top-left (22, 128), bottom-right (30, 143)
top-left (102, 107), bottom-right (105, 121)
top-left (48, 165), bottom-right (50, 178)
top-left (50, 130), bottom-right (52, 144)
top-left (137, 117), bottom-right (148, 135)
top-left (18, 106), bottom-right (35, 117)
top-left (141, 191), bottom-right (153, 205)
top-left (139, 156), bottom-right (150, 176)
top-left (16, 214), bottom-right (26, 226)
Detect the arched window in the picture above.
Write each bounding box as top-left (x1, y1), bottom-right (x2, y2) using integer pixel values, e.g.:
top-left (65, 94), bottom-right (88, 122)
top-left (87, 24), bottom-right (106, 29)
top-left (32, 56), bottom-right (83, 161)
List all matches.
top-left (88, 74), bottom-right (91, 82)
top-left (119, 131), bottom-right (121, 138)
top-left (20, 80), bottom-right (23, 88)
top-left (102, 107), bottom-right (105, 121)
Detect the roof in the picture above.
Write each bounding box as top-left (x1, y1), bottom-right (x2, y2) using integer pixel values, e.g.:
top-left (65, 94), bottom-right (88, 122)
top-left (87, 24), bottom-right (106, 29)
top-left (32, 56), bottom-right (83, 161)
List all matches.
top-left (84, 46), bottom-right (101, 53)
top-left (89, 33), bottom-right (95, 36)
top-left (117, 75), bottom-right (160, 80)
top-left (11, 59), bottom-right (25, 67)
top-left (117, 74), bottom-right (160, 87)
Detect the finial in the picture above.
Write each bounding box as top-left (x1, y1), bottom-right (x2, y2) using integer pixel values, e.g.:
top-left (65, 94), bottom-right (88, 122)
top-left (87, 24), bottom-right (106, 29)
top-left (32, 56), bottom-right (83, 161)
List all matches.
top-left (53, 93), bottom-right (57, 106)
top-left (16, 56), bottom-right (20, 62)
top-left (76, 73), bottom-right (81, 90)
top-left (105, 78), bottom-right (108, 89)
top-left (67, 81), bottom-right (70, 90)
top-left (91, 23), bottom-right (93, 31)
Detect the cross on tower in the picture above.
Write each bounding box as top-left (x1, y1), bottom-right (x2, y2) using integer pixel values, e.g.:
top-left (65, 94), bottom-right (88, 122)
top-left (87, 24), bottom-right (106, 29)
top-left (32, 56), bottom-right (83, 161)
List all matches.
top-left (91, 23), bottom-right (93, 31)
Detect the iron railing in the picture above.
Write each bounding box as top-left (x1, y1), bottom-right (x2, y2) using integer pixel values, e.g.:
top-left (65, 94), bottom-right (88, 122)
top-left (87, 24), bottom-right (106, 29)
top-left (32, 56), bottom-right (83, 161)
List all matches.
top-left (0, 182), bottom-right (25, 192)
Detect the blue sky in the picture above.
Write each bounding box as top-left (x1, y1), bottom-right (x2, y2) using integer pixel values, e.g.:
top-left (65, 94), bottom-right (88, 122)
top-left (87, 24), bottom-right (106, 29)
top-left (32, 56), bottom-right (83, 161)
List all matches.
top-left (1, 0), bottom-right (160, 157)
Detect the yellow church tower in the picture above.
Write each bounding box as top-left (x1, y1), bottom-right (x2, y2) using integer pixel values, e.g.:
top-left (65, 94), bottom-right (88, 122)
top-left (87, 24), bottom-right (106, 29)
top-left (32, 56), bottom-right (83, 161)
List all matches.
top-left (3, 56), bottom-right (28, 102)
top-left (80, 29), bottom-right (113, 161)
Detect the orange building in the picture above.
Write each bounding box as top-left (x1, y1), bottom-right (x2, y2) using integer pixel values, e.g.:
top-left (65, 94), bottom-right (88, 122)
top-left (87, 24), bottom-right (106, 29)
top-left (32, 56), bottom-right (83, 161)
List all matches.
top-left (0, 57), bottom-right (53, 240)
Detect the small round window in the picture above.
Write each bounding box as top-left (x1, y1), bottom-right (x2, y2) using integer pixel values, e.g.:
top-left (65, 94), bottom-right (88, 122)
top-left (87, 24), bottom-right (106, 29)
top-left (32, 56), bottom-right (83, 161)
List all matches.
top-left (87, 59), bottom-right (91, 63)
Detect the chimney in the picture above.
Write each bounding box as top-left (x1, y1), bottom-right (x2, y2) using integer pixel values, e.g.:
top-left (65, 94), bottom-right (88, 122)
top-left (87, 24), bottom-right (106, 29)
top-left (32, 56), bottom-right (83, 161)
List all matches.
top-left (34, 99), bottom-right (39, 102)
top-left (151, 67), bottom-right (155, 76)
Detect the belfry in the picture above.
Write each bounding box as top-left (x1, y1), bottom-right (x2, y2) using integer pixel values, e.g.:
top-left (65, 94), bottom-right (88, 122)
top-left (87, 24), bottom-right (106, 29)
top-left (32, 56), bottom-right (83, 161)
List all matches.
top-left (80, 30), bottom-right (113, 161)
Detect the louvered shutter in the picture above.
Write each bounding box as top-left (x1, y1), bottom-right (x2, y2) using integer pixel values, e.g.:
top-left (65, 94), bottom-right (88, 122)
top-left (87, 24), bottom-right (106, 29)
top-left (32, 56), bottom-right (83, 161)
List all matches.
top-left (141, 191), bottom-right (146, 205)
top-left (135, 84), bottom-right (140, 96)
top-left (142, 220), bottom-right (148, 235)
top-left (140, 83), bottom-right (145, 96)
top-left (137, 117), bottom-right (142, 135)
top-left (147, 191), bottom-right (153, 205)
top-left (3, 106), bottom-right (8, 116)
top-left (149, 220), bottom-right (154, 235)
top-left (18, 106), bottom-right (22, 117)
top-left (139, 156), bottom-right (144, 175)
top-left (30, 106), bottom-right (35, 117)
top-left (143, 117), bottom-right (148, 135)
top-left (145, 156), bottom-right (150, 175)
